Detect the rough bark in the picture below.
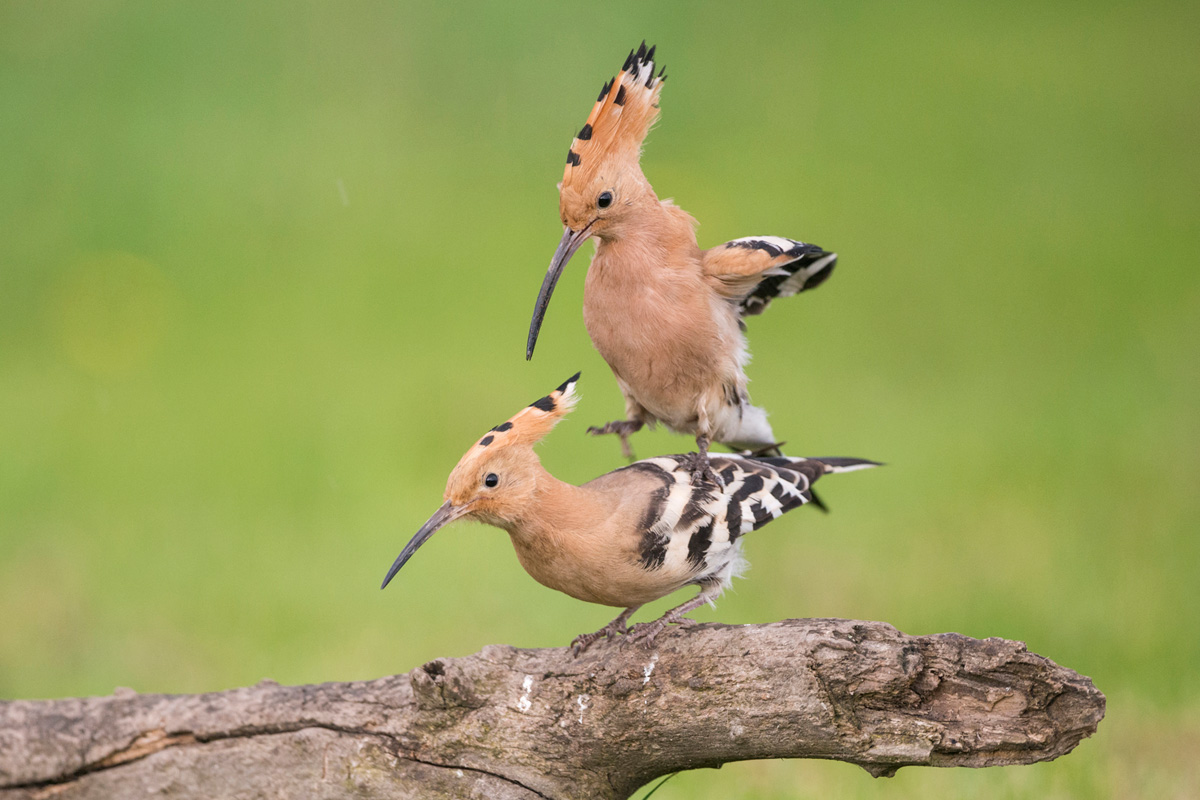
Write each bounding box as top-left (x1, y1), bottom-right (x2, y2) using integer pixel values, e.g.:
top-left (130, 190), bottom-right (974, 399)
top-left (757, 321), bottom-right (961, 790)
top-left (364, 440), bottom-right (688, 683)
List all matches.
top-left (0, 619), bottom-right (1104, 800)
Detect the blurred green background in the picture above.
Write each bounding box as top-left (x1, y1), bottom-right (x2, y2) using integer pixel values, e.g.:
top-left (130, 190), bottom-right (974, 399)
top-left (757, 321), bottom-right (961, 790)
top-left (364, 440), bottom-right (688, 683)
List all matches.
top-left (2, 1), bottom-right (1197, 797)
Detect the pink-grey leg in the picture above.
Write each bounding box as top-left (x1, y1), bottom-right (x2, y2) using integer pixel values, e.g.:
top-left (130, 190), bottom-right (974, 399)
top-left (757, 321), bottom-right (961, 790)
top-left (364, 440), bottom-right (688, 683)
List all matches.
top-left (571, 604), bottom-right (643, 656)
top-left (625, 580), bottom-right (723, 648)
top-left (587, 419), bottom-right (644, 461)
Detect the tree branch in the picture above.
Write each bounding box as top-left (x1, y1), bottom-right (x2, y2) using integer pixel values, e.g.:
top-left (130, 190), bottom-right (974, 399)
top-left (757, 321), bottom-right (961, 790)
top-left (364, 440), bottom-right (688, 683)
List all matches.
top-left (0, 619), bottom-right (1104, 800)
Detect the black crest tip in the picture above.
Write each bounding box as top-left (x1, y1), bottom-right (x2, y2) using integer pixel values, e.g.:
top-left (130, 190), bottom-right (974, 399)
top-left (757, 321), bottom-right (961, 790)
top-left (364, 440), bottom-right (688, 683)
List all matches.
top-left (556, 371), bottom-right (582, 393)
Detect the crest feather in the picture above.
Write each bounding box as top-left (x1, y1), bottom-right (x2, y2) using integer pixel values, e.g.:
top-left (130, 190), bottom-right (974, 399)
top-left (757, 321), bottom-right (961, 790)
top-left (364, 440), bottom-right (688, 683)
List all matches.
top-left (468, 373), bottom-right (581, 453)
top-left (562, 41), bottom-right (665, 186)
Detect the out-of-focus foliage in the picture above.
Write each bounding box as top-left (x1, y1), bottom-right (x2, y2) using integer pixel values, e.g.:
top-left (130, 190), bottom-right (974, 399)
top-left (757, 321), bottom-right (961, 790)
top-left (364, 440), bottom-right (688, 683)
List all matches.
top-left (1, 2), bottom-right (1196, 797)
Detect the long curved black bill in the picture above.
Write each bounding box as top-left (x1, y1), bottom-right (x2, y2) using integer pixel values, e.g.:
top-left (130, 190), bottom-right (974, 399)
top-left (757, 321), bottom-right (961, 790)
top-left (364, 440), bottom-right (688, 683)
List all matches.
top-left (526, 226), bottom-right (589, 360)
top-left (380, 502), bottom-right (468, 590)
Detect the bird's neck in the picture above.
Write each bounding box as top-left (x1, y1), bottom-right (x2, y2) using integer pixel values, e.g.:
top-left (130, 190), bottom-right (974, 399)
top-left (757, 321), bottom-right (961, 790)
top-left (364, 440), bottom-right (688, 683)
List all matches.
top-left (497, 468), bottom-right (619, 596)
top-left (509, 467), bottom-right (596, 538)
top-left (594, 197), bottom-right (698, 271)
top-left (597, 199), bottom-right (668, 248)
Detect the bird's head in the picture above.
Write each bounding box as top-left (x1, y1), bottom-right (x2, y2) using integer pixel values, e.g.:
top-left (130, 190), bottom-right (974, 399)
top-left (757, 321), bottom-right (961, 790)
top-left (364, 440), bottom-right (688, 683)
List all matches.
top-left (380, 373), bottom-right (581, 589)
top-left (527, 42), bottom-right (665, 360)
top-left (556, 168), bottom-right (651, 243)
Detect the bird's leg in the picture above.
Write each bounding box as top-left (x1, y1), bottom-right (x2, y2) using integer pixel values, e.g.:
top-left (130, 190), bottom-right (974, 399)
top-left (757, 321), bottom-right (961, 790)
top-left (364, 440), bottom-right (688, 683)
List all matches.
top-left (571, 605), bottom-right (642, 656)
top-left (625, 580), bottom-right (723, 649)
top-left (586, 419), bottom-right (644, 461)
top-left (682, 434), bottom-right (725, 488)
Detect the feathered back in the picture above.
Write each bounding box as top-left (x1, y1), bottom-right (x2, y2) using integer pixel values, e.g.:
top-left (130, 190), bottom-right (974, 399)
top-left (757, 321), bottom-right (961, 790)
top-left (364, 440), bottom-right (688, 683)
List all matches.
top-left (562, 42), bottom-right (665, 189)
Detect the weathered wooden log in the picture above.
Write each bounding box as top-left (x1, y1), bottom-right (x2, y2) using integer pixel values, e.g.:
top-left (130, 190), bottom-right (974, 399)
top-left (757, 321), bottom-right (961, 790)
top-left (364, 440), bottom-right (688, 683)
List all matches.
top-left (0, 619), bottom-right (1104, 799)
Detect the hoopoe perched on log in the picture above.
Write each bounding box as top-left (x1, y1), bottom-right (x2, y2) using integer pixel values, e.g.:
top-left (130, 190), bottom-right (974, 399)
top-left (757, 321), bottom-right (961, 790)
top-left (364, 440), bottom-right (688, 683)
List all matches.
top-left (526, 42), bottom-right (838, 485)
top-left (381, 375), bottom-right (878, 653)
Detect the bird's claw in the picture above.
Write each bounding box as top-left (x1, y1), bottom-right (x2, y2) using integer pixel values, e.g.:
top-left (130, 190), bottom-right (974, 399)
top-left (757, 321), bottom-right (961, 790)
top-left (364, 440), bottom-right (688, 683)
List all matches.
top-left (696, 464), bottom-right (725, 489)
top-left (570, 632), bottom-right (607, 656)
top-left (623, 621), bottom-right (665, 649)
top-left (622, 616), bottom-right (698, 650)
top-left (681, 451), bottom-right (725, 489)
top-left (586, 420), bottom-right (641, 436)
top-left (587, 420), bottom-right (641, 461)
top-left (570, 636), bottom-right (597, 657)
top-left (570, 619), bottom-right (631, 656)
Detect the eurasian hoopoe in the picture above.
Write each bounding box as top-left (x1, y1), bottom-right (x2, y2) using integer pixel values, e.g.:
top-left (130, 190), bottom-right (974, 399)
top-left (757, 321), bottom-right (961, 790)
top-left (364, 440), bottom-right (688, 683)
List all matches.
top-left (526, 43), bottom-right (838, 484)
top-left (381, 375), bottom-right (877, 653)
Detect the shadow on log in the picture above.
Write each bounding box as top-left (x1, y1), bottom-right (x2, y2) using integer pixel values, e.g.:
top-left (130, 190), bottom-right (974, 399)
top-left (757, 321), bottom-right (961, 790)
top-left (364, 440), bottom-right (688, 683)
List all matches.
top-left (0, 619), bottom-right (1104, 800)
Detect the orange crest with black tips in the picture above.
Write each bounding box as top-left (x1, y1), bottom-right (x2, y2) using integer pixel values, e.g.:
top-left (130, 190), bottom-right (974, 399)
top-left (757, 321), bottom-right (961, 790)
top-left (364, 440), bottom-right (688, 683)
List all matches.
top-left (562, 42), bottom-right (665, 190)
top-left (441, 373), bottom-right (581, 507)
top-left (467, 372), bottom-right (580, 455)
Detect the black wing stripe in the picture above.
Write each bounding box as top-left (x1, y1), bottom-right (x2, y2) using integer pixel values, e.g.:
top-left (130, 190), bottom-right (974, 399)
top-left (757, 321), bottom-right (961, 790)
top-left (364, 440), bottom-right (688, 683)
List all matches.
top-left (622, 454), bottom-right (875, 576)
top-left (687, 519), bottom-right (715, 567)
top-left (620, 462), bottom-right (673, 570)
top-left (737, 242), bottom-right (837, 317)
top-left (679, 484), bottom-right (714, 528)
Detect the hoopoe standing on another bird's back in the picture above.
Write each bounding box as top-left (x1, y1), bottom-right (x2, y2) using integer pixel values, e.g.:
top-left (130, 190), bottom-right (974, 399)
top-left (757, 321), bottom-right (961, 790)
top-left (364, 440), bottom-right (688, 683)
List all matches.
top-left (526, 43), bottom-right (839, 485)
top-left (381, 375), bottom-right (878, 654)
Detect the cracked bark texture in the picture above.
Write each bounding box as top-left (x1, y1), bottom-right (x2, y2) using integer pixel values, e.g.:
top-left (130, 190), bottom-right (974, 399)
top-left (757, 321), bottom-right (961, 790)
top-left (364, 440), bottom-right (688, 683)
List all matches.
top-left (0, 619), bottom-right (1104, 800)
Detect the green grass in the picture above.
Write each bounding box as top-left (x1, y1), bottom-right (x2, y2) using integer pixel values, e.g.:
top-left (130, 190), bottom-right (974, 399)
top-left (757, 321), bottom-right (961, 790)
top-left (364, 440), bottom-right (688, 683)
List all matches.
top-left (1, 2), bottom-right (1197, 797)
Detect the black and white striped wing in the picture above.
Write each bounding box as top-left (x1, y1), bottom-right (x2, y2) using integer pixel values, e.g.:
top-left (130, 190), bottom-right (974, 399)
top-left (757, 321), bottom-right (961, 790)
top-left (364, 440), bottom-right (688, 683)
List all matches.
top-left (704, 236), bottom-right (838, 317)
top-left (623, 454), bottom-right (874, 583)
top-left (731, 237), bottom-right (838, 317)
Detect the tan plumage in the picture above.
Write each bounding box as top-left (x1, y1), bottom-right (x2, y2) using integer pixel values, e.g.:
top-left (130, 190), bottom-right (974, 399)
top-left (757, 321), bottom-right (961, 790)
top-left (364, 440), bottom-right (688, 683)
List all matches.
top-left (381, 375), bottom-right (878, 653)
top-left (527, 43), bottom-right (838, 479)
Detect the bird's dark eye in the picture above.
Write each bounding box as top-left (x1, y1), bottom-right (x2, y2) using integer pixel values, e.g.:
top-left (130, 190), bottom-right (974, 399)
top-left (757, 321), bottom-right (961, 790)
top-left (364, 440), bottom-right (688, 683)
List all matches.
top-left (597, 191), bottom-right (613, 209)
top-left (484, 473), bottom-right (499, 488)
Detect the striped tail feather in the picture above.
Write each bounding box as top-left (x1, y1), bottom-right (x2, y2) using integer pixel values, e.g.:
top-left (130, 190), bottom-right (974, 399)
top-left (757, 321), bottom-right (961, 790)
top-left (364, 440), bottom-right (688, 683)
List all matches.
top-left (751, 455), bottom-right (881, 473)
top-left (810, 456), bottom-right (883, 473)
top-left (623, 452), bottom-right (879, 581)
top-left (743, 455), bottom-right (880, 514)
top-left (700, 453), bottom-right (878, 532)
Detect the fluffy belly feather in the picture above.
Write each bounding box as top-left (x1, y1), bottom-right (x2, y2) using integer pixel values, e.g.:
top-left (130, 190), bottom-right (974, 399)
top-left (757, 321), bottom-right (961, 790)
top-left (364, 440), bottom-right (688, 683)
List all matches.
top-left (584, 294), bottom-right (742, 432)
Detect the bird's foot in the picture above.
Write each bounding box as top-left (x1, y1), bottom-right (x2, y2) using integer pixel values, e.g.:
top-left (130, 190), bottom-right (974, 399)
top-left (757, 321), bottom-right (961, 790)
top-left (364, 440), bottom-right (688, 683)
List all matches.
top-left (624, 616), bottom-right (698, 650)
top-left (587, 419), bottom-right (643, 461)
top-left (571, 617), bottom-right (632, 656)
top-left (680, 450), bottom-right (725, 489)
